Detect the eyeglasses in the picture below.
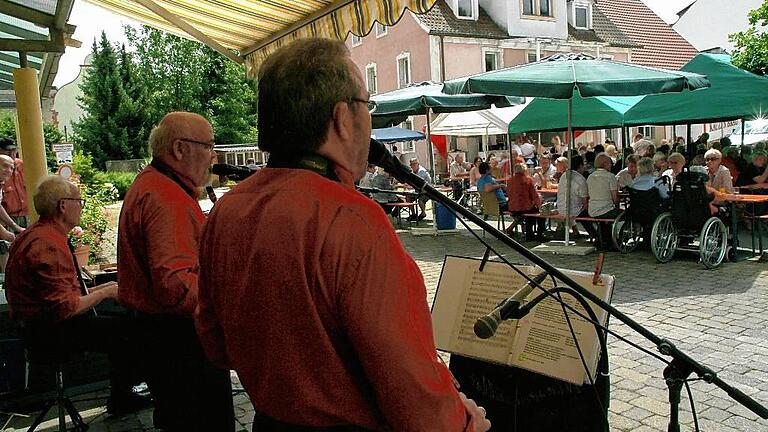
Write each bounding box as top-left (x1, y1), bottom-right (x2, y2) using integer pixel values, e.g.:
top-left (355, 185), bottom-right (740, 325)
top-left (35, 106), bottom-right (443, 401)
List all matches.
top-left (350, 97), bottom-right (377, 114)
top-left (61, 198), bottom-right (86, 206)
top-left (704, 157), bottom-right (720, 162)
top-left (180, 138), bottom-right (216, 152)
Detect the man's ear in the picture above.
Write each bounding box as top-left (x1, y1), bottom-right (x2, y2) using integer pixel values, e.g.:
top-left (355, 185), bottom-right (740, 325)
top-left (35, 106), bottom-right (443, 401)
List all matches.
top-left (331, 101), bottom-right (353, 142)
top-left (171, 139), bottom-right (185, 161)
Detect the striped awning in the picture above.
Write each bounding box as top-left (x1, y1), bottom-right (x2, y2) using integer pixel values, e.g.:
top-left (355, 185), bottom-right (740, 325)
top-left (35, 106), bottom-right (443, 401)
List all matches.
top-left (84, 0), bottom-right (437, 78)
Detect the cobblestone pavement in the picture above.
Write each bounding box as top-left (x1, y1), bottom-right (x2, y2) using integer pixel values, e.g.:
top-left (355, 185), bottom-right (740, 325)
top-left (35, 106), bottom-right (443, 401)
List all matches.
top-left (6, 213), bottom-right (767, 431)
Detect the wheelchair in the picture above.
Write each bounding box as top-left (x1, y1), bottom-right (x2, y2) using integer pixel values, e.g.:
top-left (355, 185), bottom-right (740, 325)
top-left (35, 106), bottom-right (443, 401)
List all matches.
top-left (612, 186), bottom-right (669, 253)
top-left (649, 171), bottom-right (732, 269)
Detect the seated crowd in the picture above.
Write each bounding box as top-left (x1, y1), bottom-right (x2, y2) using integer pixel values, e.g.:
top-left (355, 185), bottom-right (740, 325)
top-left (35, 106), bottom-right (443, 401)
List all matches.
top-left (423, 134), bottom-right (767, 249)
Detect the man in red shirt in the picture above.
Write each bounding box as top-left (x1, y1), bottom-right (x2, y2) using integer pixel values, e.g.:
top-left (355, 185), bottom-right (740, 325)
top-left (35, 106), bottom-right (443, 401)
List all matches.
top-left (0, 137), bottom-right (28, 228)
top-left (6, 175), bottom-right (145, 415)
top-left (118, 112), bottom-right (234, 431)
top-left (196, 38), bottom-right (490, 431)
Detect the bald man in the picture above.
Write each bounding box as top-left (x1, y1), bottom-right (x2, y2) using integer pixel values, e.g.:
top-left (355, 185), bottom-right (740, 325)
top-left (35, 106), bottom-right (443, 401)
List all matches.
top-left (117, 112), bottom-right (234, 431)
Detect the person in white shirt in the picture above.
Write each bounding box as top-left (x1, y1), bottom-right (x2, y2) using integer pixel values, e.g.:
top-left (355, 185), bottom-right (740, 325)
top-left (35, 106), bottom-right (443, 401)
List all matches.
top-left (586, 153), bottom-right (619, 249)
top-left (557, 155), bottom-right (589, 239)
top-left (408, 158), bottom-right (432, 220)
top-left (359, 163), bottom-right (377, 187)
top-left (616, 154), bottom-right (640, 189)
top-left (661, 152), bottom-right (685, 189)
top-left (449, 154), bottom-right (471, 201)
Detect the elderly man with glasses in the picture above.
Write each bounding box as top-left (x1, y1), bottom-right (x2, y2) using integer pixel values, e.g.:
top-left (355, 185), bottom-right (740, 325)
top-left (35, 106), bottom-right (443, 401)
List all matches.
top-left (195, 38), bottom-right (490, 432)
top-left (5, 175), bottom-right (148, 415)
top-left (117, 112), bottom-right (234, 431)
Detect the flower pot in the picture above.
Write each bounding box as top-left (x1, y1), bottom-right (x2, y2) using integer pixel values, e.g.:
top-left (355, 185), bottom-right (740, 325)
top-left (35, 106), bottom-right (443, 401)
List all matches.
top-left (73, 245), bottom-right (90, 268)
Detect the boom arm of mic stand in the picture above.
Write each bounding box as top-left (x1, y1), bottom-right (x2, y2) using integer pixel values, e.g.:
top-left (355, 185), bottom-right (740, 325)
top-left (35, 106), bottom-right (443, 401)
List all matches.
top-left (394, 168), bottom-right (768, 420)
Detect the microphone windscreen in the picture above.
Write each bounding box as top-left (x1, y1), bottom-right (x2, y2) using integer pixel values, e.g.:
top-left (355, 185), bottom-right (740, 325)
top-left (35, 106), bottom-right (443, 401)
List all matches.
top-left (473, 316), bottom-right (497, 339)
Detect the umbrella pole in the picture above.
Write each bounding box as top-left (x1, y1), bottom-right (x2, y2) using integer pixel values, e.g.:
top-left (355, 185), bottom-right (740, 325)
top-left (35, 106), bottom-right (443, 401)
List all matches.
top-left (565, 97), bottom-right (573, 246)
top-left (741, 118), bottom-right (746, 147)
top-left (426, 108), bottom-right (436, 181)
top-left (687, 124), bottom-right (693, 160)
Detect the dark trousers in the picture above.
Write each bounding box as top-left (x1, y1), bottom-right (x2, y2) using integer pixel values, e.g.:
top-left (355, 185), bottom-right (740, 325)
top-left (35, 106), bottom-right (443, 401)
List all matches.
top-left (20, 314), bottom-right (139, 398)
top-left (451, 180), bottom-right (465, 201)
top-left (586, 208), bottom-right (621, 250)
top-left (512, 208), bottom-right (546, 239)
top-left (132, 313), bottom-right (234, 432)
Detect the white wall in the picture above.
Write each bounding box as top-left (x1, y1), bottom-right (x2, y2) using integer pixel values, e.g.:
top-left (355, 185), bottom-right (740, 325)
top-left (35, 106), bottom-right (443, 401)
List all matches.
top-left (506, 0), bottom-right (568, 39)
top-left (673, 0), bottom-right (762, 52)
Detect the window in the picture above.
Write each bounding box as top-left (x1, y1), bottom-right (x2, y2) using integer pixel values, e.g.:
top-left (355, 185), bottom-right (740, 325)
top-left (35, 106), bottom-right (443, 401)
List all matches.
top-left (484, 50), bottom-right (501, 72)
top-left (575, 6), bottom-right (588, 28)
top-left (399, 118), bottom-right (415, 152)
top-left (522, 0), bottom-right (552, 18)
top-left (637, 126), bottom-right (656, 140)
top-left (375, 22), bottom-right (387, 37)
top-left (365, 64), bottom-right (377, 94)
top-left (397, 53), bottom-right (411, 89)
top-left (351, 34), bottom-right (362, 46)
top-left (526, 52), bottom-right (538, 63)
top-left (457, 0), bottom-right (475, 19)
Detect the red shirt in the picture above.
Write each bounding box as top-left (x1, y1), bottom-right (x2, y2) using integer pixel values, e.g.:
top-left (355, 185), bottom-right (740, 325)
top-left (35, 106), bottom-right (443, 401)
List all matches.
top-left (117, 163), bottom-right (204, 316)
top-left (196, 166), bottom-right (470, 431)
top-left (2, 159), bottom-right (28, 216)
top-left (506, 173), bottom-right (541, 212)
top-left (5, 219), bottom-right (80, 322)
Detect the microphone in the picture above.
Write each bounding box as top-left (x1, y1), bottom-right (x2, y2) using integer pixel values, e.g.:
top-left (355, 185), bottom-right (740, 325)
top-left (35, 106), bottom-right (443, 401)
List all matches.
top-left (211, 163), bottom-right (257, 181)
top-left (205, 186), bottom-right (217, 204)
top-left (368, 138), bottom-right (412, 183)
top-left (473, 271), bottom-right (549, 339)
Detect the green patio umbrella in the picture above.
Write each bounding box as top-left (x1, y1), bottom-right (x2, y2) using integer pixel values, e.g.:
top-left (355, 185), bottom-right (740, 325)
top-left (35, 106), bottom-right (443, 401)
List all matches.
top-left (508, 94), bottom-right (644, 134)
top-left (443, 53), bottom-right (710, 245)
top-left (371, 81), bottom-right (524, 176)
top-left (624, 53), bottom-right (768, 153)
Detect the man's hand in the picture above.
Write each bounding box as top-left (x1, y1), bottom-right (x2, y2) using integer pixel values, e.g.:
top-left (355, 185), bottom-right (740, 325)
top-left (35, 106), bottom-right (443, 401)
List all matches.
top-left (91, 281), bottom-right (118, 299)
top-left (12, 225), bottom-right (24, 234)
top-left (460, 392), bottom-right (491, 432)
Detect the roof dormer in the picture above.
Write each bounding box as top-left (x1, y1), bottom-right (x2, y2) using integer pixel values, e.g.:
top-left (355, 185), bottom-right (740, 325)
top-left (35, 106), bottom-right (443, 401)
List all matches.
top-left (568, 0), bottom-right (593, 30)
top-left (451, 0), bottom-right (478, 20)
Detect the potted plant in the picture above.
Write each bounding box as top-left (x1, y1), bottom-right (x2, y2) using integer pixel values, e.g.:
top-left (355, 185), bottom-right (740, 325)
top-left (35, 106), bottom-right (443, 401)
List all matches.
top-left (67, 182), bottom-right (116, 267)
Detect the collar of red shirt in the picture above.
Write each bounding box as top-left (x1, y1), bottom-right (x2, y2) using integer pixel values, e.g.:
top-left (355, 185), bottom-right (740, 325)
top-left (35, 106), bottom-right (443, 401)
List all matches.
top-left (149, 158), bottom-right (198, 198)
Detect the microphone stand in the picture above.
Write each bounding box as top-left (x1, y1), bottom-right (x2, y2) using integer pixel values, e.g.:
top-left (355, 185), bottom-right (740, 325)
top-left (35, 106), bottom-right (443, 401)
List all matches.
top-left (385, 160), bottom-right (768, 427)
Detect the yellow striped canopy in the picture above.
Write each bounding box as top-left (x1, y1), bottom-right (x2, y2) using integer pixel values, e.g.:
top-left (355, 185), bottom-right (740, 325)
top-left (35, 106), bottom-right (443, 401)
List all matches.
top-left (84, 0), bottom-right (437, 77)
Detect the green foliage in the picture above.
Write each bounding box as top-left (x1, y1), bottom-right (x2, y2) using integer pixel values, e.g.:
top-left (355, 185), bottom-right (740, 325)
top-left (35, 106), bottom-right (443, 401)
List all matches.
top-left (71, 150), bottom-right (101, 186)
top-left (74, 32), bottom-right (149, 169)
top-left (730, 0), bottom-right (768, 75)
top-left (0, 113), bottom-right (66, 172)
top-left (94, 171), bottom-right (137, 200)
top-left (124, 26), bottom-right (258, 144)
top-left (69, 181), bottom-right (118, 262)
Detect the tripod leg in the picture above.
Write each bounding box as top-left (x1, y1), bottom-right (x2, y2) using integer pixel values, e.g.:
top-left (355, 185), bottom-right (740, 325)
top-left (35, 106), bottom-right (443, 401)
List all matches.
top-left (56, 370), bottom-right (67, 431)
top-left (63, 398), bottom-right (88, 431)
top-left (26, 400), bottom-right (55, 432)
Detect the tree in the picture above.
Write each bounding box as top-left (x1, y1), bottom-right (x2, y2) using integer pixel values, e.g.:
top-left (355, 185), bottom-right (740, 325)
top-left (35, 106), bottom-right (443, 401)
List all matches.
top-left (73, 32), bottom-right (133, 168)
top-left (730, 0), bottom-right (768, 76)
top-left (116, 44), bottom-right (151, 159)
top-left (0, 113), bottom-right (63, 171)
top-left (124, 25), bottom-right (258, 144)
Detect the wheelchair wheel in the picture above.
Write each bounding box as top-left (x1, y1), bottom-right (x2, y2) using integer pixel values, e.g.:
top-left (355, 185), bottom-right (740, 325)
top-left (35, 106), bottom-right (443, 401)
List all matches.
top-left (651, 212), bottom-right (677, 263)
top-left (699, 217), bottom-right (727, 269)
top-left (612, 211), bottom-right (641, 253)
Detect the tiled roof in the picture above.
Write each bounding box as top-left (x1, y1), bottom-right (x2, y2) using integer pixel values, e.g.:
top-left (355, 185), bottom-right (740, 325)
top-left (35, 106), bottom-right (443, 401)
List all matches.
top-left (595, 0), bottom-right (698, 70)
top-left (414, 0), bottom-right (509, 39)
top-left (589, 6), bottom-right (640, 48)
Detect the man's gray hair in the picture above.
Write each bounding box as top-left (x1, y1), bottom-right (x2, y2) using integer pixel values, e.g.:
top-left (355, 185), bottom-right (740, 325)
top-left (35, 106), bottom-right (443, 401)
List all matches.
top-left (257, 38), bottom-right (362, 156)
top-left (34, 175), bottom-right (78, 219)
top-left (637, 157), bottom-right (655, 176)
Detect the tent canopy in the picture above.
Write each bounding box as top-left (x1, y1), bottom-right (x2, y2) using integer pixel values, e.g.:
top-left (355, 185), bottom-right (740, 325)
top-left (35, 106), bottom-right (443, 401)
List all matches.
top-left (83, 0), bottom-right (438, 77)
top-left (371, 127), bottom-right (424, 143)
top-left (431, 104), bottom-right (528, 136)
top-left (624, 53), bottom-right (768, 126)
top-left (442, 53), bottom-right (710, 99)
top-left (507, 94), bottom-right (643, 134)
top-left (371, 81), bottom-right (523, 118)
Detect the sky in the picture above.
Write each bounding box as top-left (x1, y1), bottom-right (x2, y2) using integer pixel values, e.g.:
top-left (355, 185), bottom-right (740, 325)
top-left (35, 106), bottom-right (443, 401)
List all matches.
top-left (53, 0), bottom-right (695, 88)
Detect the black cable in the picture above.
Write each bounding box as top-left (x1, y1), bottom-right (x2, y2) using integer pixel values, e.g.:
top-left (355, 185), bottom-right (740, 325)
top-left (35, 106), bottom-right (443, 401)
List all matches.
top-left (555, 290), bottom-right (605, 416)
top-left (684, 379), bottom-right (701, 432)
